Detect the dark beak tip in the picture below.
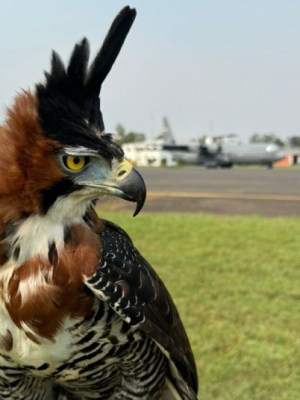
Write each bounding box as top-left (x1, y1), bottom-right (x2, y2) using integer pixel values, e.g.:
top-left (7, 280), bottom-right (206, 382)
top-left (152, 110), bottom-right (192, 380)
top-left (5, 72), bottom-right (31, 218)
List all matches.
top-left (132, 188), bottom-right (146, 217)
top-left (130, 168), bottom-right (147, 217)
top-left (133, 201), bottom-right (143, 217)
top-left (116, 166), bottom-right (146, 216)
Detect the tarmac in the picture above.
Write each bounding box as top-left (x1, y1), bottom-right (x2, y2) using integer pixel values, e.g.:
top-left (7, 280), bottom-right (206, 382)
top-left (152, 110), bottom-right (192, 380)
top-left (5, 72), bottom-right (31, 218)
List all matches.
top-left (98, 167), bottom-right (300, 217)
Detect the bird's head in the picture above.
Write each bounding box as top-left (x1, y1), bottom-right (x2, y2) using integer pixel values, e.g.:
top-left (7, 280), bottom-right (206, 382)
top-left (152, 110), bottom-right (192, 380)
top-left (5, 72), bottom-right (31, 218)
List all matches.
top-left (0, 6), bottom-right (146, 225)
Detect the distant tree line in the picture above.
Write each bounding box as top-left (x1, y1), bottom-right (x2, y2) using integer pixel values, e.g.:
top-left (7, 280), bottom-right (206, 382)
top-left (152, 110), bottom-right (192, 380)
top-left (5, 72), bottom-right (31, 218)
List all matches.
top-left (115, 124), bottom-right (145, 145)
top-left (114, 123), bottom-right (300, 148)
top-left (250, 133), bottom-right (285, 147)
top-left (287, 136), bottom-right (300, 147)
top-left (250, 133), bottom-right (300, 148)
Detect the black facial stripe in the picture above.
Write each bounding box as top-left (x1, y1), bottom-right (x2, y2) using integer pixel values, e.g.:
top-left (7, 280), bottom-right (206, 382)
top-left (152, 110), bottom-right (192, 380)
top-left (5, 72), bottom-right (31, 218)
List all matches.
top-left (41, 178), bottom-right (81, 214)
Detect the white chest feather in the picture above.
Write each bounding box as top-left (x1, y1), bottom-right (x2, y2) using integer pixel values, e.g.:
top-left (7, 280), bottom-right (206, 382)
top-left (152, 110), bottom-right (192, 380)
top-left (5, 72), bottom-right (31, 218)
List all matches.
top-left (9, 216), bottom-right (65, 265)
top-left (6, 195), bottom-right (89, 266)
top-left (0, 304), bottom-right (75, 371)
top-left (0, 215), bottom-right (78, 369)
top-left (0, 203), bottom-right (97, 372)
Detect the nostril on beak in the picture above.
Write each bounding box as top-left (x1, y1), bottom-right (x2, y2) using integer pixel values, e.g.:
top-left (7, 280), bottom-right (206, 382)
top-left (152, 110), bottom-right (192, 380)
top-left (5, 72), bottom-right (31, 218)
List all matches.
top-left (118, 170), bottom-right (127, 178)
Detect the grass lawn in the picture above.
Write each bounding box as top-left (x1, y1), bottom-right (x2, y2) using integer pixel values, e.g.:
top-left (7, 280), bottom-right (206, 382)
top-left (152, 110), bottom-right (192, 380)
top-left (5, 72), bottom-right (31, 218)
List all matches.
top-left (100, 212), bottom-right (300, 400)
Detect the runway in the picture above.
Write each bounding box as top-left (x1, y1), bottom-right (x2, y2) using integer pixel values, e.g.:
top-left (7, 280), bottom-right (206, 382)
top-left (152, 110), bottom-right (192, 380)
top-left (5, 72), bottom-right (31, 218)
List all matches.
top-left (99, 167), bottom-right (300, 217)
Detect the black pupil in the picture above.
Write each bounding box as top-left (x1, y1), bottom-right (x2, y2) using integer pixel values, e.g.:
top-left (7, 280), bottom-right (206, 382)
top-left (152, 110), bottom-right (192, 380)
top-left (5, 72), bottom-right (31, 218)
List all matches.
top-left (73, 157), bottom-right (81, 165)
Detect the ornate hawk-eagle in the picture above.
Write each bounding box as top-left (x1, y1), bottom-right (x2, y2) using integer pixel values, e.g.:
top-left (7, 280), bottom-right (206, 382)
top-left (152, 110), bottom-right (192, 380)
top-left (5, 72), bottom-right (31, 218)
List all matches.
top-left (0, 6), bottom-right (198, 400)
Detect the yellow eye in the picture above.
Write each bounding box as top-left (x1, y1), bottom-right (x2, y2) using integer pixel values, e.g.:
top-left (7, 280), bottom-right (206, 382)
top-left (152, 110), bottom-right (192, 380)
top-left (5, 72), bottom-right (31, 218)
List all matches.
top-left (63, 155), bottom-right (89, 171)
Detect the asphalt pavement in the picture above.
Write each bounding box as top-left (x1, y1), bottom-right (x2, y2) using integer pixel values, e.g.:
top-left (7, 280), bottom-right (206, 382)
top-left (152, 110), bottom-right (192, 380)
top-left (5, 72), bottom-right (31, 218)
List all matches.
top-left (99, 167), bottom-right (300, 217)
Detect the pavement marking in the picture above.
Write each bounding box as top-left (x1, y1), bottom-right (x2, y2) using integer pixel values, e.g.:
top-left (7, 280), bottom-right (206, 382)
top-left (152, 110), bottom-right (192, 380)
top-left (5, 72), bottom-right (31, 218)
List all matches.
top-left (146, 191), bottom-right (300, 202)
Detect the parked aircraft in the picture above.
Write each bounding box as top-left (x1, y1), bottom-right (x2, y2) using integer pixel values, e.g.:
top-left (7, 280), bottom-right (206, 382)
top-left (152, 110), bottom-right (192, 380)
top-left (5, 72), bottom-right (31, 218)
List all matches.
top-left (158, 123), bottom-right (286, 168)
top-left (197, 136), bottom-right (286, 168)
top-left (122, 118), bottom-right (286, 168)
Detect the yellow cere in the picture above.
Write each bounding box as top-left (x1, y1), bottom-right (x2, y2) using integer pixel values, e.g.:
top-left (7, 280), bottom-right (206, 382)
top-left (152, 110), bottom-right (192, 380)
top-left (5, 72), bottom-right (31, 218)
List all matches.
top-left (64, 155), bottom-right (87, 171)
top-left (115, 159), bottom-right (133, 181)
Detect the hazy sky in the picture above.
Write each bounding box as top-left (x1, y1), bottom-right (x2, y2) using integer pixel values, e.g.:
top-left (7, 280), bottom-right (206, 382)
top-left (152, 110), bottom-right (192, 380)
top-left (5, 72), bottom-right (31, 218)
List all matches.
top-left (1, 0), bottom-right (300, 142)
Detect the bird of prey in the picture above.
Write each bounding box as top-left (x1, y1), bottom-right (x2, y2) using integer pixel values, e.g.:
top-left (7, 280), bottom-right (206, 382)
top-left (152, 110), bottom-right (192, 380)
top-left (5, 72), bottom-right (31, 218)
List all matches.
top-left (0, 6), bottom-right (198, 400)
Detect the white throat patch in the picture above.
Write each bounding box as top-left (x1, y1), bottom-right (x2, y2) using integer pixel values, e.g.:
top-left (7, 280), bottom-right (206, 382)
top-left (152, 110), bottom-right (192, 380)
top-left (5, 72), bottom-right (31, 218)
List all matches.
top-left (7, 194), bottom-right (90, 265)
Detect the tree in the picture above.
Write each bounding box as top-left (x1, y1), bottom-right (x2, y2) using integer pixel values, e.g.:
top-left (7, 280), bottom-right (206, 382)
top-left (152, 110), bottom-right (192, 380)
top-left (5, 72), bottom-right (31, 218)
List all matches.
top-left (115, 124), bottom-right (145, 145)
top-left (123, 131), bottom-right (145, 143)
top-left (250, 133), bottom-right (284, 147)
top-left (288, 136), bottom-right (300, 148)
top-left (115, 123), bottom-right (126, 142)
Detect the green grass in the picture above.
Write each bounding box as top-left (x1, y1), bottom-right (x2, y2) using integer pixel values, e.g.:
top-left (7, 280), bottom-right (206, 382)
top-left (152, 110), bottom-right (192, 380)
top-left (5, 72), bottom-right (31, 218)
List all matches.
top-left (100, 212), bottom-right (300, 400)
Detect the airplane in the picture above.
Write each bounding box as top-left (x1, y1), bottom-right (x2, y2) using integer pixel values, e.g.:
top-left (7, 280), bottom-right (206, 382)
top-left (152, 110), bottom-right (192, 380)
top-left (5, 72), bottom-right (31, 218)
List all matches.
top-left (197, 135), bottom-right (286, 168)
top-left (156, 121), bottom-right (286, 168)
top-left (122, 118), bottom-right (286, 168)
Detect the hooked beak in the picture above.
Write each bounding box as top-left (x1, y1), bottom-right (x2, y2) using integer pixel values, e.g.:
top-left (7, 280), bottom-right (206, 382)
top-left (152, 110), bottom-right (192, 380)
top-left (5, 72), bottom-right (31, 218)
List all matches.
top-left (105, 160), bottom-right (146, 216)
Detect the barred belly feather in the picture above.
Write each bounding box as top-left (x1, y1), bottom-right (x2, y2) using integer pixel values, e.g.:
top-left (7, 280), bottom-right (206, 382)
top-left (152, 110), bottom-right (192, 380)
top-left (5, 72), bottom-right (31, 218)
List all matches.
top-left (0, 300), bottom-right (168, 400)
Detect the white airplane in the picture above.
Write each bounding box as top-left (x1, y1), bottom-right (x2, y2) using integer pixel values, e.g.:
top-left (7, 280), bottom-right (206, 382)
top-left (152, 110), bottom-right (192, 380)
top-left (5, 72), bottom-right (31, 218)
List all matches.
top-left (123, 119), bottom-right (286, 168)
top-left (197, 135), bottom-right (285, 168)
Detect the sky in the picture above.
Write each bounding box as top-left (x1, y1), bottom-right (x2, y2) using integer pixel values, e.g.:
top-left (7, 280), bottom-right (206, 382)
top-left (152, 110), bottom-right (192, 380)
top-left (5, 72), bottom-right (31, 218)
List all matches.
top-left (1, 0), bottom-right (300, 142)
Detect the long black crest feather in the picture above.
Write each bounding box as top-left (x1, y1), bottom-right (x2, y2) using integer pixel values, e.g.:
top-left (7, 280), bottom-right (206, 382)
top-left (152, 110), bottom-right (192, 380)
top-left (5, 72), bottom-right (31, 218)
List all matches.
top-left (85, 6), bottom-right (137, 96)
top-left (67, 38), bottom-right (90, 93)
top-left (36, 6), bottom-right (136, 136)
